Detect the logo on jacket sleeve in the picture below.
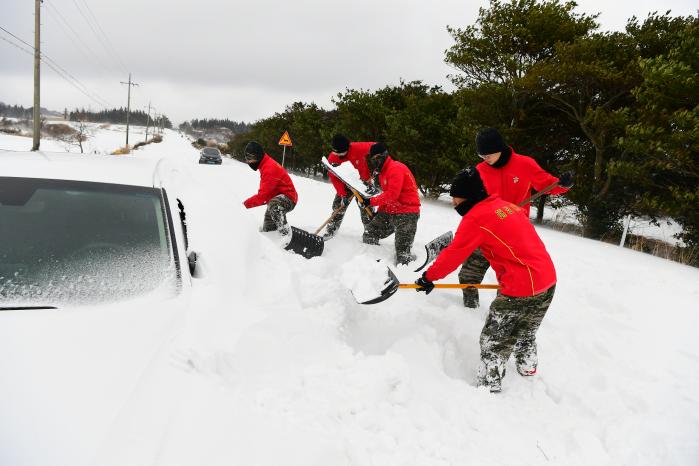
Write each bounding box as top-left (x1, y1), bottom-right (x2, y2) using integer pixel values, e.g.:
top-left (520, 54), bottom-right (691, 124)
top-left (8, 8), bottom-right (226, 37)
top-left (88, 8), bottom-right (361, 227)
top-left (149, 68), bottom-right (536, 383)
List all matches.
top-left (513, 176), bottom-right (519, 183)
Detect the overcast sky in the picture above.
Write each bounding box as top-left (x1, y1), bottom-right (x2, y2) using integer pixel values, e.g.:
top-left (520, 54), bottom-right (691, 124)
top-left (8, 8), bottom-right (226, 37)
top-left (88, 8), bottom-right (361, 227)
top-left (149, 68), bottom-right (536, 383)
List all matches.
top-left (1, 0), bottom-right (696, 124)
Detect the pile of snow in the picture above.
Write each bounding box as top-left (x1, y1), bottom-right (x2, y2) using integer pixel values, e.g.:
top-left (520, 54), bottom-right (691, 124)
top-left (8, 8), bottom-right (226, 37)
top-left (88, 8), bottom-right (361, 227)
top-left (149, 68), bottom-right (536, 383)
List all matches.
top-left (341, 256), bottom-right (393, 303)
top-left (1, 129), bottom-right (697, 466)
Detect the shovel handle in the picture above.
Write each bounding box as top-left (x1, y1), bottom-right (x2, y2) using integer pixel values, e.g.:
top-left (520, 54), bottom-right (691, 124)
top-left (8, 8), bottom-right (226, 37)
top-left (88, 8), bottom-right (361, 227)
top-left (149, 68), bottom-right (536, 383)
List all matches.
top-left (349, 188), bottom-right (375, 220)
top-left (398, 284), bottom-right (500, 289)
top-left (314, 205), bottom-right (346, 235)
top-left (518, 181), bottom-right (559, 207)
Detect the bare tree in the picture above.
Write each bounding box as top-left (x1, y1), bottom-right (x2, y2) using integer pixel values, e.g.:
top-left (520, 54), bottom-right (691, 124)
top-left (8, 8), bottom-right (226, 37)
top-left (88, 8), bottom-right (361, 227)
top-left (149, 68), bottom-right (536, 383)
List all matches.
top-left (72, 120), bottom-right (90, 153)
top-left (54, 120), bottom-right (91, 153)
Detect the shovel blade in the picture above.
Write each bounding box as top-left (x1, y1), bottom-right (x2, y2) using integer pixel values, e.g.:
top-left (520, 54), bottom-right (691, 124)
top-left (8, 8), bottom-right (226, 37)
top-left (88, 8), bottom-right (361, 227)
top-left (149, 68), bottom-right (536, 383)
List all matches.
top-left (414, 231), bottom-right (453, 272)
top-left (284, 226), bottom-right (324, 259)
top-left (356, 267), bottom-right (400, 305)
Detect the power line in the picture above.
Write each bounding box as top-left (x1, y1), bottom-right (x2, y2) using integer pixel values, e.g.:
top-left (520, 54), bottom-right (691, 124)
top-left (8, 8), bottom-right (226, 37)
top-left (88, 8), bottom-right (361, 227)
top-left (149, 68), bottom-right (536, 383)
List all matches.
top-left (44, 0), bottom-right (119, 77)
top-left (0, 30), bottom-right (112, 109)
top-left (0, 34), bottom-right (33, 56)
top-left (68, 0), bottom-right (127, 76)
top-left (43, 0), bottom-right (114, 79)
top-left (0, 25), bottom-right (33, 49)
top-left (0, 25), bottom-right (112, 108)
top-left (76, 0), bottom-right (128, 74)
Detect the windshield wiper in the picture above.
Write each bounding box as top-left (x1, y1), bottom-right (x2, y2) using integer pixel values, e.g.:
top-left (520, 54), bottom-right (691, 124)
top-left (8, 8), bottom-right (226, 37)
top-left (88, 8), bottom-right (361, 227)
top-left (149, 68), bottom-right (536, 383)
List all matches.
top-left (0, 306), bottom-right (58, 311)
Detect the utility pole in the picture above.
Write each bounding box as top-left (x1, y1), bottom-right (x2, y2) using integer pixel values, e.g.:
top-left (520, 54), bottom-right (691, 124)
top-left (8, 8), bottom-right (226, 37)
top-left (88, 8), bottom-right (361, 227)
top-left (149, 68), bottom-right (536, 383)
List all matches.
top-left (144, 102), bottom-right (151, 143)
top-left (32, 0), bottom-right (42, 151)
top-left (120, 73), bottom-right (139, 146)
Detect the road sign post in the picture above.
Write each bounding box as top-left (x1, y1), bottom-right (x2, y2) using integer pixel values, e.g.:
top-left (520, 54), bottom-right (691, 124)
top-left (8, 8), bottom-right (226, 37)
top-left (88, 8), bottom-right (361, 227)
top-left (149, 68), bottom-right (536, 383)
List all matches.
top-left (278, 131), bottom-right (293, 168)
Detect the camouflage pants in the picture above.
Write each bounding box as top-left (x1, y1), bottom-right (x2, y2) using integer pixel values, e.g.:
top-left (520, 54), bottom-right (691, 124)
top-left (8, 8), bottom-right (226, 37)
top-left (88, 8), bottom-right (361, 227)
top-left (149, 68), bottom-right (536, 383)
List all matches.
top-left (363, 211), bottom-right (419, 265)
top-left (458, 248), bottom-right (491, 308)
top-left (261, 195), bottom-right (295, 232)
top-left (325, 194), bottom-right (372, 236)
top-left (478, 285), bottom-right (556, 392)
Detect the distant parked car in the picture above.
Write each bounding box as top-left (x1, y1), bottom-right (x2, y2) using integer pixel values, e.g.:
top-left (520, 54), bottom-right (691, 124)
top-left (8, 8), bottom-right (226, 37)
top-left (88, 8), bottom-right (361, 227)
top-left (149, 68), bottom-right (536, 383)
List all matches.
top-left (199, 147), bottom-right (222, 165)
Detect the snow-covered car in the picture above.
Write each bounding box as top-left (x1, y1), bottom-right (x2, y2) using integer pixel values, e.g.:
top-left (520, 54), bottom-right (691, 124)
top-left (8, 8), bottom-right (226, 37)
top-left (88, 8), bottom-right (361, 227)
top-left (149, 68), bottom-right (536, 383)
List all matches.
top-left (0, 151), bottom-right (198, 466)
top-left (198, 146), bottom-right (222, 164)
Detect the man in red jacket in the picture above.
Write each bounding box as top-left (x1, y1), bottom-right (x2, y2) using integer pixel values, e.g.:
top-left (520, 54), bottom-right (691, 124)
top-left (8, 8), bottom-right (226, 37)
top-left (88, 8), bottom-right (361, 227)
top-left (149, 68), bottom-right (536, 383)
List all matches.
top-left (415, 167), bottom-right (557, 393)
top-left (322, 134), bottom-right (377, 240)
top-left (361, 143), bottom-right (421, 265)
top-left (242, 141), bottom-right (298, 236)
top-left (458, 127), bottom-right (574, 308)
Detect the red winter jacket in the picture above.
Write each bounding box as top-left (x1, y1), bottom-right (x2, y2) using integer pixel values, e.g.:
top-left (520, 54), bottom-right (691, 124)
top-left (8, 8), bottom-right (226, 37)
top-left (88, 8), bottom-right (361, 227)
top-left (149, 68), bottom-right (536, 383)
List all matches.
top-left (243, 154), bottom-right (298, 208)
top-left (327, 141), bottom-right (373, 197)
top-left (425, 195), bottom-right (556, 297)
top-left (369, 156), bottom-right (421, 214)
top-left (477, 150), bottom-right (569, 216)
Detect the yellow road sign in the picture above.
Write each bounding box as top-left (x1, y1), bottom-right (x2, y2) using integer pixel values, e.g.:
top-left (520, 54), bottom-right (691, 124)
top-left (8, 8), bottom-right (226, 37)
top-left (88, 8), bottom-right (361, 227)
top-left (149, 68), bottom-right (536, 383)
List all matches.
top-left (278, 131), bottom-right (293, 146)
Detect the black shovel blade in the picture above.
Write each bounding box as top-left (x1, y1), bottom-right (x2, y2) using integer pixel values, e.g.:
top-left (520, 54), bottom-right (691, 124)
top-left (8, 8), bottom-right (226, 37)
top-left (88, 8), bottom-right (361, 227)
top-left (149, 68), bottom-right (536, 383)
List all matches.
top-left (357, 267), bottom-right (400, 305)
top-left (284, 226), bottom-right (324, 259)
top-left (414, 231), bottom-right (453, 272)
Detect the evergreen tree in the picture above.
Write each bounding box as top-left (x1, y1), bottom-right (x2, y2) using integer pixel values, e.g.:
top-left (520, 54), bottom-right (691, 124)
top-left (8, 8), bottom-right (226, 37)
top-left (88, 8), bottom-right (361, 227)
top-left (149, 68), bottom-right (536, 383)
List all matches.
top-left (616, 15), bottom-right (699, 251)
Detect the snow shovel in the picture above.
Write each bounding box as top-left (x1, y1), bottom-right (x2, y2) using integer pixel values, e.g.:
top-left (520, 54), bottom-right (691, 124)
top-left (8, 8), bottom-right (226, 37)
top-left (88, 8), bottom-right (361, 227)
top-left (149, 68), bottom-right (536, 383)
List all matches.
top-left (314, 205), bottom-right (348, 236)
top-left (284, 226), bottom-right (324, 259)
top-left (413, 231), bottom-right (453, 272)
top-left (357, 267), bottom-right (500, 305)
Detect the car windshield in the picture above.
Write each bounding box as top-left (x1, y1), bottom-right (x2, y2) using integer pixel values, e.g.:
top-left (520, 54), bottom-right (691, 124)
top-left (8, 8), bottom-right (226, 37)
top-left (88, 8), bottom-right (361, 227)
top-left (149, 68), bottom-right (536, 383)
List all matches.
top-left (202, 148), bottom-right (220, 156)
top-left (0, 177), bottom-right (176, 307)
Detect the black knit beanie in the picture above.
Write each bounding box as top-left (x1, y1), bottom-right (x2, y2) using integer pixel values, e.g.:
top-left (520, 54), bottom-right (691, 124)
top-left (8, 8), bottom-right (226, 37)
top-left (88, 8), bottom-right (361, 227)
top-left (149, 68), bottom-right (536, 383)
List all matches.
top-left (331, 134), bottom-right (350, 153)
top-left (449, 167), bottom-right (489, 216)
top-left (244, 141), bottom-right (264, 160)
top-left (369, 142), bottom-right (387, 156)
top-left (475, 127), bottom-right (506, 156)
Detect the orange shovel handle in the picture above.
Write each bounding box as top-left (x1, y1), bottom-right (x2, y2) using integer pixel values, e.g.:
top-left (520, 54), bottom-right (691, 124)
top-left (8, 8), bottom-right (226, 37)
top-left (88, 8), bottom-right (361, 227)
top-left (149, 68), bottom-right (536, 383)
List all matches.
top-left (399, 284), bottom-right (500, 289)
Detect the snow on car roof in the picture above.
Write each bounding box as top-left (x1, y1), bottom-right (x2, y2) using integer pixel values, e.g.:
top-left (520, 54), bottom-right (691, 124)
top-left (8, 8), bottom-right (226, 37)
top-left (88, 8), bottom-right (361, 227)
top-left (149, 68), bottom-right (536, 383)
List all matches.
top-left (0, 150), bottom-right (162, 187)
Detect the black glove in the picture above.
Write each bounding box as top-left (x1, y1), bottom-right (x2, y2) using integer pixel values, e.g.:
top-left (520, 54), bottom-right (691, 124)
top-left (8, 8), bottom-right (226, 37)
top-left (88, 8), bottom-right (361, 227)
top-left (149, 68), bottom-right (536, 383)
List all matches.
top-left (559, 171), bottom-right (574, 189)
top-left (415, 273), bottom-right (435, 295)
top-left (354, 191), bottom-right (372, 208)
top-left (363, 179), bottom-right (379, 196)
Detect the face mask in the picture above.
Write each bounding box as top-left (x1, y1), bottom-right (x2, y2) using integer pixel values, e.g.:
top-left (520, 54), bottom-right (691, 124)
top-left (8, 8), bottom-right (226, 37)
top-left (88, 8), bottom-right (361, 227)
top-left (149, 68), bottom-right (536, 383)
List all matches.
top-left (247, 159), bottom-right (261, 171)
top-left (369, 153), bottom-right (388, 173)
top-left (454, 199), bottom-right (478, 216)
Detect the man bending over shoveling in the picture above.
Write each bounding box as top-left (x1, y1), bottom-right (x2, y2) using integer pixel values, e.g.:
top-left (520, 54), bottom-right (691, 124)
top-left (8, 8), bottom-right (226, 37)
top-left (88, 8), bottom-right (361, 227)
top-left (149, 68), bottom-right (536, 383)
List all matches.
top-left (322, 134), bottom-right (378, 240)
top-left (243, 141), bottom-right (298, 237)
top-left (414, 167), bottom-right (558, 393)
top-left (360, 143), bottom-right (421, 265)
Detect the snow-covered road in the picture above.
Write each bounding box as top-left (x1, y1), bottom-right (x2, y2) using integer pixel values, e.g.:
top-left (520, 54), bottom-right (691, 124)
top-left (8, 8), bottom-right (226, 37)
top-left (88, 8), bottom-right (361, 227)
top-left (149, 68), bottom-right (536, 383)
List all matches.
top-left (3, 127), bottom-right (699, 465)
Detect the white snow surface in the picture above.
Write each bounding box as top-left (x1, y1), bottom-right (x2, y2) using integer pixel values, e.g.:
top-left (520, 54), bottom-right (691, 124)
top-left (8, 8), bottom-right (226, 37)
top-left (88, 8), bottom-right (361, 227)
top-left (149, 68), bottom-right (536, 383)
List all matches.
top-left (1, 128), bottom-right (698, 466)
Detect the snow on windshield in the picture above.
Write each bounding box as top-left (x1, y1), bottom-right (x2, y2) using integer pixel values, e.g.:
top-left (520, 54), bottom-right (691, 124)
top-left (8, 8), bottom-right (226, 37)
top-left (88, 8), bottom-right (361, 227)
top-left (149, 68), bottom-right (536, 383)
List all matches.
top-left (0, 177), bottom-right (176, 306)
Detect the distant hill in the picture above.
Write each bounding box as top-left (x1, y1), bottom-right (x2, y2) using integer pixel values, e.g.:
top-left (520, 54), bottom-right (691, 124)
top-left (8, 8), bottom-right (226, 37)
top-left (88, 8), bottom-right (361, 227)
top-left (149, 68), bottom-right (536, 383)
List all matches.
top-left (0, 102), bottom-right (64, 119)
top-left (179, 118), bottom-right (250, 144)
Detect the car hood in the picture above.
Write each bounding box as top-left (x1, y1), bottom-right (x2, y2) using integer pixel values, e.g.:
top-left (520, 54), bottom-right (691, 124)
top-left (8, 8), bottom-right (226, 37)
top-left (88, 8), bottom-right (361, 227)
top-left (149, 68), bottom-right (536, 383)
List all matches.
top-left (0, 292), bottom-right (191, 466)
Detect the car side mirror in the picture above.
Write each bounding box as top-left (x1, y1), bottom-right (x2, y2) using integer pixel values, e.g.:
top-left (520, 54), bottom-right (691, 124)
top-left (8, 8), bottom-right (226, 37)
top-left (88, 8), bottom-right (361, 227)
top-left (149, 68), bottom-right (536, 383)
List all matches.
top-left (187, 251), bottom-right (198, 276)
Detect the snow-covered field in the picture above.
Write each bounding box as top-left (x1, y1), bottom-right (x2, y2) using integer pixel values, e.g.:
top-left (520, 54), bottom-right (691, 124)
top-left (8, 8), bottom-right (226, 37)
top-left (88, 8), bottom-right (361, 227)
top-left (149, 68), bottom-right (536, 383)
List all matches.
top-left (1, 127), bottom-right (698, 465)
top-left (0, 120), bottom-right (151, 154)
